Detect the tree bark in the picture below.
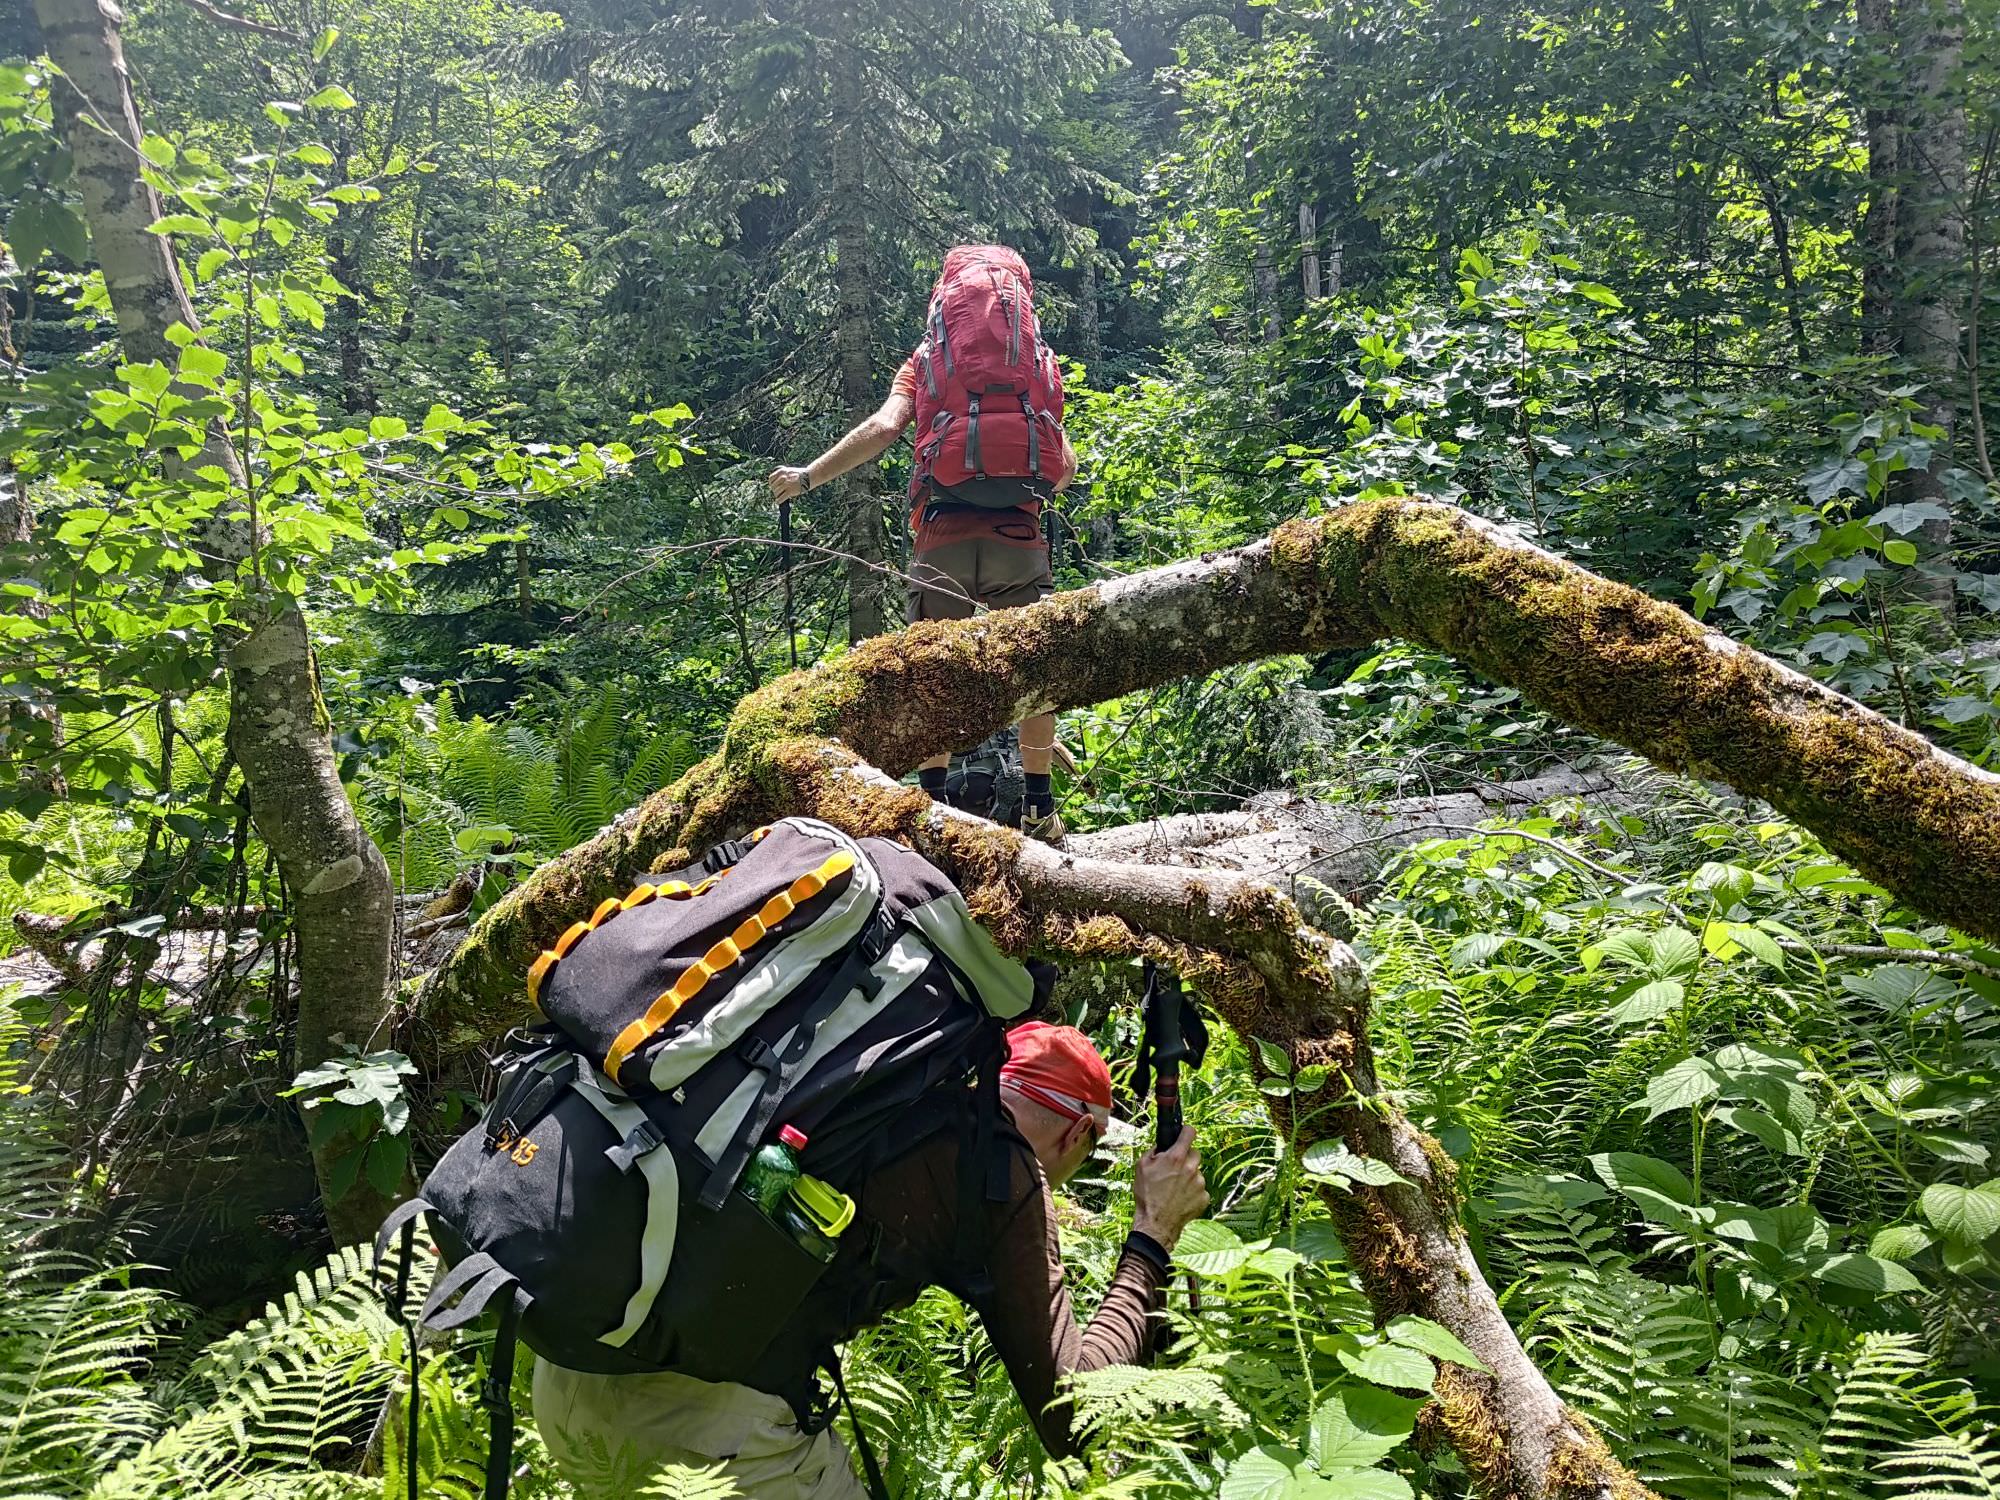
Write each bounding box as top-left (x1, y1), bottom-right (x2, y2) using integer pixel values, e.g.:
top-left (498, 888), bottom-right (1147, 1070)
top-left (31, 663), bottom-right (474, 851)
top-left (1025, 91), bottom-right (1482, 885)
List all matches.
top-left (830, 79), bottom-right (888, 642)
top-left (1065, 765), bottom-right (1650, 915)
top-left (1861, 0), bottom-right (1967, 607)
top-left (37, 0), bottom-right (397, 1243)
top-left (416, 496), bottom-right (2000, 1499)
top-left (1896, 0), bottom-right (1967, 606)
top-left (1299, 202), bottom-right (1322, 303)
top-left (0, 257), bottom-right (62, 792)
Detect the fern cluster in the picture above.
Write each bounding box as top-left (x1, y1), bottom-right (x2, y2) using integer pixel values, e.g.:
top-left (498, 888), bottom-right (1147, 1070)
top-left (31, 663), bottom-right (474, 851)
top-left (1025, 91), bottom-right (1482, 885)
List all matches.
top-left (357, 686), bottom-right (701, 893)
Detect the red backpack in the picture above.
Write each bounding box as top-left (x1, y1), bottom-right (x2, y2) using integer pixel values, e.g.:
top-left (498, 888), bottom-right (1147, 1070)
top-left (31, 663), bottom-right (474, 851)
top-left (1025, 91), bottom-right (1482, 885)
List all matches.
top-left (908, 245), bottom-right (1070, 506)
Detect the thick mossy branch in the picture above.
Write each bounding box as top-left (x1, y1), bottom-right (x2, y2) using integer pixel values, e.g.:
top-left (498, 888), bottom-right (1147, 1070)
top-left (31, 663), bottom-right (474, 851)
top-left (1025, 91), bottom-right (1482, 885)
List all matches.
top-left (722, 498), bottom-right (2000, 942)
top-left (429, 497), bottom-right (2000, 1039)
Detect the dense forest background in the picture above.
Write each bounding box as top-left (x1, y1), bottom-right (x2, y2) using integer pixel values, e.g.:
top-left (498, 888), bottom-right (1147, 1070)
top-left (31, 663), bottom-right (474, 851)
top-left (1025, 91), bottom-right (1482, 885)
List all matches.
top-left (2, 0), bottom-right (1999, 1493)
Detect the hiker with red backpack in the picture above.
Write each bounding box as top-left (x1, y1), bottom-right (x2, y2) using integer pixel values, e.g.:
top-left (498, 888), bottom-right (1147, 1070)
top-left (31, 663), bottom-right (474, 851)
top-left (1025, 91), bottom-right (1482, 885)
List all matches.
top-left (769, 244), bottom-right (1076, 843)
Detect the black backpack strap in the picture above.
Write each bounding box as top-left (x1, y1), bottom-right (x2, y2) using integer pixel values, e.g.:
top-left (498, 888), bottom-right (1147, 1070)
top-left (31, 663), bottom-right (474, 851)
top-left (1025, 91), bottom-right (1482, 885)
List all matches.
top-left (419, 1253), bottom-right (519, 1330)
top-left (482, 1289), bottom-right (526, 1500)
top-left (371, 1198), bottom-right (433, 1500)
top-left (700, 935), bottom-right (889, 1210)
top-left (484, 1051), bottom-right (575, 1148)
top-left (825, 1349), bottom-right (892, 1500)
top-left (372, 1197), bottom-right (432, 1298)
top-left (703, 838), bottom-right (757, 874)
top-left (955, 1035), bottom-right (1009, 1300)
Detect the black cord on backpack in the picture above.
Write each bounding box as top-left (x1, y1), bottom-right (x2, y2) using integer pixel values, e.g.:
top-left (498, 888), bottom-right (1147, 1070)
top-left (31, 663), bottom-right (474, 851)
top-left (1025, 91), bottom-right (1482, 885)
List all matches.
top-left (481, 1294), bottom-right (524, 1500)
top-left (827, 1350), bottom-right (893, 1500)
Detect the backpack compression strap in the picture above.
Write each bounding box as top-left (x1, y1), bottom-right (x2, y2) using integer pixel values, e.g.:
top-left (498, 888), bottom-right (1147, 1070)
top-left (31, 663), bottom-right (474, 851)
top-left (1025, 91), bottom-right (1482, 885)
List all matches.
top-left (604, 850), bottom-right (857, 1085)
top-left (699, 920), bottom-right (892, 1210)
top-left (411, 1250), bottom-right (533, 1500)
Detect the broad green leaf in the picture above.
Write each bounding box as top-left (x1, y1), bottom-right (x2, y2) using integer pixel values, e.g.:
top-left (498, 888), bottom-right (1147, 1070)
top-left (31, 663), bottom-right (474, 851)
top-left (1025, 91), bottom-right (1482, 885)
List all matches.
top-left (1253, 1036), bottom-right (1293, 1077)
top-left (1811, 1252), bottom-right (1922, 1294)
top-left (1882, 539), bottom-right (1918, 565)
top-left (1590, 1151), bottom-right (1696, 1227)
top-left (1915, 1132), bottom-right (1990, 1168)
top-left (1308, 1387), bottom-right (1423, 1469)
top-left (1301, 1141), bottom-right (1410, 1188)
top-left (195, 247), bottom-right (232, 281)
top-left (178, 346), bottom-right (228, 389)
top-left (371, 414), bottom-right (411, 441)
top-left (1384, 1316), bottom-right (1488, 1372)
top-left (307, 84), bottom-right (358, 109)
top-left (1607, 977), bottom-right (1684, 1026)
top-left (1279, 1222), bottom-right (1347, 1263)
top-left (1449, 932), bottom-right (1509, 970)
top-left (1641, 1057), bottom-right (1721, 1121)
top-left (1710, 1105), bottom-right (1801, 1156)
top-left (1175, 1219), bottom-right (1256, 1277)
top-left (1336, 1341), bottom-right (1434, 1393)
top-left (1315, 1474), bottom-right (1413, 1500)
top-left (1869, 1225), bottom-right (1934, 1261)
top-left (1221, 1446), bottom-right (1319, 1500)
top-left (139, 134), bottom-right (177, 167)
top-left (364, 1133), bottom-right (407, 1197)
top-left (1919, 1182), bottom-right (2000, 1244)
top-left (148, 212), bottom-right (213, 238)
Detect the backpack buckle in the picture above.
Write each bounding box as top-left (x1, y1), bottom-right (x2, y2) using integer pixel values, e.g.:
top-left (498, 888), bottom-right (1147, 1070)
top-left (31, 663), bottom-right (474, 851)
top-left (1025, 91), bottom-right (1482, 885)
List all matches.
top-left (737, 1036), bottom-right (779, 1072)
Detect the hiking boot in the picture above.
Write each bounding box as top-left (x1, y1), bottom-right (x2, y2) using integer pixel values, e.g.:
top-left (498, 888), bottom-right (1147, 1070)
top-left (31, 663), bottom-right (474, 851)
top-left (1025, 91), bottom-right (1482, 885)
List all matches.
top-left (1021, 807), bottom-right (1067, 846)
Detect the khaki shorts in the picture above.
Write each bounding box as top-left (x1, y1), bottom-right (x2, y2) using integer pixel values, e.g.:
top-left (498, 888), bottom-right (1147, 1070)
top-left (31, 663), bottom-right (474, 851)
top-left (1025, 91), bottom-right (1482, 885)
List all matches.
top-left (906, 518), bottom-right (1053, 623)
top-left (532, 1358), bottom-right (865, 1500)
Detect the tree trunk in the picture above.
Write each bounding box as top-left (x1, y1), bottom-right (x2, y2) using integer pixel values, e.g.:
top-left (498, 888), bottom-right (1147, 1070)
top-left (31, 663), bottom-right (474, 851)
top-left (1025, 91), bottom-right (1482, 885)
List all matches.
top-left (37, 0), bottom-right (397, 1244)
top-left (1862, 0), bottom-right (1967, 608)
top-left (1897, 0), bottom-right (1967, 607)
top-left (418, 496), bottom-right (2000, 1499)
top-left (1860, 0), bottom-right (1903, 355)
top-left (1299, 202), bottom-right (1322, 302)
top-left (0, 263), bottom-right (62, 795)
top-left (830, 83), bottom-right (888, 642)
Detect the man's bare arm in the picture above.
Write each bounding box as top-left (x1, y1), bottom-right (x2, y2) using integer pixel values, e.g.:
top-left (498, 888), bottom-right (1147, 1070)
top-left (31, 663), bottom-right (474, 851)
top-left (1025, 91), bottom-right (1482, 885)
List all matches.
top-left (768, 392), bottom-right (915, 502)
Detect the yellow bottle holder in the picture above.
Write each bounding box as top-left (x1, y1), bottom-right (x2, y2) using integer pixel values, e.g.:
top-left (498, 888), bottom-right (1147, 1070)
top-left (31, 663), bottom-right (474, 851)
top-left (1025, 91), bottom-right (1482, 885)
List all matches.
top-left (789, 1174), bottom-right (856, 1240)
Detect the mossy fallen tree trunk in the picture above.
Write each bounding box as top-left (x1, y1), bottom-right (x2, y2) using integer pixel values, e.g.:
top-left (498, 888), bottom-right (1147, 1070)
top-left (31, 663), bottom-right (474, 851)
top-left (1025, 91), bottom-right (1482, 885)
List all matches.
top-left (414, 496), bottom-right (2000, 1500)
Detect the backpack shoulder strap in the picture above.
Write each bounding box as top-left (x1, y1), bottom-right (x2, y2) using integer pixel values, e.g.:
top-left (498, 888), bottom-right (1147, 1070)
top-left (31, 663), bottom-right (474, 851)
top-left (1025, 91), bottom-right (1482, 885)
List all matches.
top-left (699, 927), bottom-right (890, 1210)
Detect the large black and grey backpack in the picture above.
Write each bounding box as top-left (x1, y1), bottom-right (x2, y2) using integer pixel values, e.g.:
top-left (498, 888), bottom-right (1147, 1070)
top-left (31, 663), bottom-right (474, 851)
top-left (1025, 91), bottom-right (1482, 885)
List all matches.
top-left (374, 817), bottom-right (1035, 1498)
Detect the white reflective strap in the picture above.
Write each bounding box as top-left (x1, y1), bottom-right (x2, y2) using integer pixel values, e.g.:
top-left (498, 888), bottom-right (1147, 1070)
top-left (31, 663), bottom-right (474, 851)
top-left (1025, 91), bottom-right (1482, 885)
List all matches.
top-left (693, 931), bottom-right (934, 1163)
top-left (646, 821), bottom-right (881, 1092)
top-left (906, 892), bottom-right (1032, 1018)
top-left (568, 1071), bottom-right (680, 1348)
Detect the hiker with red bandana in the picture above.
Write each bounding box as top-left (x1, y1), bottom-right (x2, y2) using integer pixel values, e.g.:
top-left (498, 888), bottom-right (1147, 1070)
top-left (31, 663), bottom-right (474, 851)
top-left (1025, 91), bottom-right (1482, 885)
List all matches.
top-left (769, 245), bottom-right (1077, 843)
top-left (535, 1019), bottom-right (1208, 1498)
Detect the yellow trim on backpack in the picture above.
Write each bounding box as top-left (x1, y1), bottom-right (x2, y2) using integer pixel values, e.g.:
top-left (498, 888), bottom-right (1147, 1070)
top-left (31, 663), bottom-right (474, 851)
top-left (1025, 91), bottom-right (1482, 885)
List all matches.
top-left (600, 850), bottom-right (855, 1083)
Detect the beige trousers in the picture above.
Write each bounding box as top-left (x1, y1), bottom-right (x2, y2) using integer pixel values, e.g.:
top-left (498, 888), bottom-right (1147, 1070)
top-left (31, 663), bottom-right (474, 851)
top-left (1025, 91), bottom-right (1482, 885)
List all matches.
top-left (531, 1358), bottom-right (867, 1500)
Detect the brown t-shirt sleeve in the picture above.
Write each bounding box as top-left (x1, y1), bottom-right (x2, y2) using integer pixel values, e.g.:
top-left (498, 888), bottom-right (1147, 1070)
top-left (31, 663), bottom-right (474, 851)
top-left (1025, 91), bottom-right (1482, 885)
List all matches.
top-left (963, 1166), bottom-right (1170, 1459)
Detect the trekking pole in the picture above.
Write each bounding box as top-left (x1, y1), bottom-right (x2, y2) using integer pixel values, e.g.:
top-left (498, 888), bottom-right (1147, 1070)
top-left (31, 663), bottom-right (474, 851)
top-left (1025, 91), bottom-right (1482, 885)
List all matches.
top-left (1140, 962), bottom-right (1209, 1342)
top-left (779, 495), bottom-right (799, 671)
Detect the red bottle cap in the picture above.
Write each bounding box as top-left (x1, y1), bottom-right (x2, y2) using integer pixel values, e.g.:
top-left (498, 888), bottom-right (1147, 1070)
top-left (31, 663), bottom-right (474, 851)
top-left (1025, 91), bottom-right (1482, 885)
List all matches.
top-left (778, 1124), bottom-right (808, 1150)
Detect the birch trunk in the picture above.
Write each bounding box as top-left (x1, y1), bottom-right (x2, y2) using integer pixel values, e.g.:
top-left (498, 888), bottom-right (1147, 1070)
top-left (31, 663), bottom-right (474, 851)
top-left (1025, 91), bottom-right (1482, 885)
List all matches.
top-left (37, 0), bottom-right (397, 1243)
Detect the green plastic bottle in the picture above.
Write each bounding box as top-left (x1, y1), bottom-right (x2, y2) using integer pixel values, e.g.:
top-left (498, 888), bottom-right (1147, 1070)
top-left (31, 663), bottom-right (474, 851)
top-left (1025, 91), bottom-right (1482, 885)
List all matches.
top-left (740, 1123), bottom-right (807, 1214)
